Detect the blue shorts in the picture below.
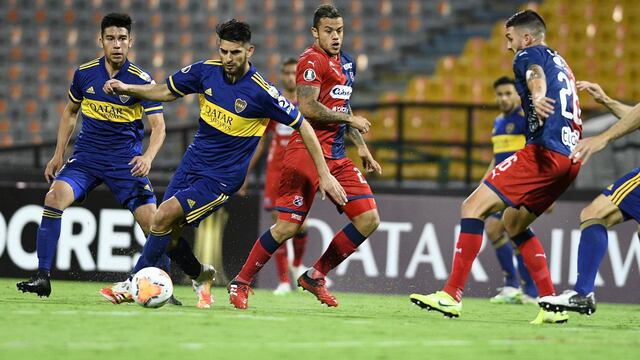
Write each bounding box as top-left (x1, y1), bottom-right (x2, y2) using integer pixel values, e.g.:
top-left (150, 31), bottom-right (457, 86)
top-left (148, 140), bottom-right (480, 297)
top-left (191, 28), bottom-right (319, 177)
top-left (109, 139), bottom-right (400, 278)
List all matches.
top-left (55, 156), bottom-right (156, 213)
top-left (163, 165), bottom-right (230, 227)
top-left (602, 167), bottom-right (640, 222)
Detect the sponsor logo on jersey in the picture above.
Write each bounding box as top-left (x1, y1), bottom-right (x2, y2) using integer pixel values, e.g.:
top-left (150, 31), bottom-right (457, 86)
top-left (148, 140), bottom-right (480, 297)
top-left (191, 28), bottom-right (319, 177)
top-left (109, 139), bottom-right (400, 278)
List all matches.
top-left (234, 98), bottom-right (247, 113)
top-left (187, 199), bottom-right (196, 209)
top-left (291, 213), bottom-right (303, 221)
top-left (86, 86), bottom-right (95, 94)
top-left (268, 86), bottom-right (280, 99)
top-left (561, 126), bottom-right (580, 151)
top-left (138, 71), bottom-right (152, 82)
top-left (143, 184), bottom-right (152, 191)
top-left (119, 95), bottom-right (130, 103)
top-left (332, 105), bottom-right (349, 113)
top-left (303, 68), bottom-right (316, 81)
top-left (506, 123), bottom-right (515, 134)
top-left (181, 65), bottom-right (191, 73)
top-left (205, 88), bottom-right (212, 96)
top-left (329, 85), bottom-right (352, 100)
top-left (277, 95), bottom-right (295, 114)
top-left (293, 195), bottom-right (304, 207)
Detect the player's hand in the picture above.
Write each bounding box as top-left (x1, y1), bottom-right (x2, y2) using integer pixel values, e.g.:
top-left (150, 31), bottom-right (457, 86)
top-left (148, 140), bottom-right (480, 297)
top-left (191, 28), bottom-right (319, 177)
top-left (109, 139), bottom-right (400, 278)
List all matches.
top-left (129, 155), bottom-right (152, 177)
top-left (358, 147), bottom-right (382, 174)
top-left (576, 81), bottom-right (607, 104)
top-left (44, 156), bottom-right (64, 183)
top-left (532, 95), bottom-right (555, 124)
top-left (318, 173), bottom-right (348, 205)
top-left (569, 135), bottom-right (608, 165)
top-left (349, 115), bottom-right (371, 134)
top-left (103, 79), bottom-right (129, 95)
top-left (237, 178), bottom-right (250, 197)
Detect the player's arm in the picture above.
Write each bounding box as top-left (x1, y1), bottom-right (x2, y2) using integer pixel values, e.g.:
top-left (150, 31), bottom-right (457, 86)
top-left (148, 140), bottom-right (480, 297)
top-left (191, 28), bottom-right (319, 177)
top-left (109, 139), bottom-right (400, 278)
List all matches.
top-left (576, 80), bottom-right (633, 119)
top-left (346, 108), bottom-right (381, 174)
top-left (45, 101), bottom-right (81, 183)
top-left (129, 113), bottom-right (166, 177)
top-left (297, 84), bottom-right (370, 133)
top-left (297, 120), bottom-right (347, 205)
top-left (103, 80), bottom-right (178, 102)
top-left (526, 64), bottom-right (555, 122)
top-left (571, 102), bottom-right (640, 164)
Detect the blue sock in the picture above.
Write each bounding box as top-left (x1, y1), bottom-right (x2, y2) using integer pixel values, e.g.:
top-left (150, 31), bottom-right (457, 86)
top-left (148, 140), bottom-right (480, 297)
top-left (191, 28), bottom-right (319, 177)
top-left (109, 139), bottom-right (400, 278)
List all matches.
top-left (155, 254), bottom-right (172, 273)
top-left (494, 241), bottom-right (519, 288)
top-left (575, 222), bottom-right (608, 296)
top-left (516, 254), bottom-right (538, 297)
top-left (133, 229), bottom-right (172, 273)
top-left (36, 206), bottom-right (64, 272)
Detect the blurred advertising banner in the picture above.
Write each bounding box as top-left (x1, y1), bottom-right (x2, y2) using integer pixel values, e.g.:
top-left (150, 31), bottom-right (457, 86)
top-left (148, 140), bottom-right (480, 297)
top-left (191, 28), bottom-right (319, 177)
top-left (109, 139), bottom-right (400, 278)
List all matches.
top-left (0, 186), bottom-right (259, 283)
top-left (257, 193), bottom-right (640, 303)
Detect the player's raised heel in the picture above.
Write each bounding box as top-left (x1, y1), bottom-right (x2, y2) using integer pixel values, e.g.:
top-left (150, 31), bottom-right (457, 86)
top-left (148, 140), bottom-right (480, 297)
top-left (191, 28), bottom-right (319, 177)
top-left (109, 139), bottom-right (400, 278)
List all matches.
top-left (410, 291), bottom-right (461, 318)
top-left (538, 290), bottom-right (596, 315)
top-left (16, 275), bottom-right (52, 297)
top-left (297, 272), bottom-right (338, 307)
top-left (228, 278), bottom-right (254, 310)
top-left (192, 264), bottom-right (216, 309)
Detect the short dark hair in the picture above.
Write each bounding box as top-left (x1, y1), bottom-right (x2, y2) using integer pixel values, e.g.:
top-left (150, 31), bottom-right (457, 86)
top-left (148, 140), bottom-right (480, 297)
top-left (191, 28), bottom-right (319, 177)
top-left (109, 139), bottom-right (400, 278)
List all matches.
top-left (493, 76), bottom-right (515, 89)
top-left (505, 10), bottom-right (546, 36)
top-left (216, 19), bottom-right (251, 44)
top-left (281, 57), bottom-right (297, 69)
top-left (101, 13), bottom-right (132, 35)
top-left (313, 4), bottom-right (342, 28)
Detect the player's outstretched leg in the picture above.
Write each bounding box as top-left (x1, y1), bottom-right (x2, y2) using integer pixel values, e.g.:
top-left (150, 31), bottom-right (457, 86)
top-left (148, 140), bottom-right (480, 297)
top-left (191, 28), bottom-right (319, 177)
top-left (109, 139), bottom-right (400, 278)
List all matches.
top-left (273, 245), bottom-right (292, 295)
top-left (290, 229), bottom-right (308, 278)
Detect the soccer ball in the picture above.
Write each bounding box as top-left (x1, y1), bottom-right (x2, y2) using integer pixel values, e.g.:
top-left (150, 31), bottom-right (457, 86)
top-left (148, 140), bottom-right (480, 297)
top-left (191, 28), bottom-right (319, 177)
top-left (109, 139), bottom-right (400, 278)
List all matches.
top-left (129, 267), bottom-right (173, 308)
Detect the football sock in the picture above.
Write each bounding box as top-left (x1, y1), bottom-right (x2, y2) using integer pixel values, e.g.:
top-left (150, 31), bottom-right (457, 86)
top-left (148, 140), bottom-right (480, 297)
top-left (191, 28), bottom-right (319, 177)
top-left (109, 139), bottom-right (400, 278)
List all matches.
top-left (493, 236), bottom-right (519, 288)
top-left (36, 206), bottom-right (63, 272)
top-left (274, 245), bottom-right (290, 283)
top-left (312, 223), bottom-right (367, 278)
top-left (516, 254), bottom-right (538, 297)
top-left (443, 218), bottom-right (484, 302)
top-left (155, 254), bottom-right (172, 274)
top-left (574, 219), bottom-right (608, 296)
top-left (133, 229), bottom-right (172, 273)
top-left (292, 230), bottom-right (308, 267)
top-left (166, 237), bottom-right (202, 279)
top-left (237, 229), bottom-right (281, 284)
top-left (512, 229), bottom-right (554, 297)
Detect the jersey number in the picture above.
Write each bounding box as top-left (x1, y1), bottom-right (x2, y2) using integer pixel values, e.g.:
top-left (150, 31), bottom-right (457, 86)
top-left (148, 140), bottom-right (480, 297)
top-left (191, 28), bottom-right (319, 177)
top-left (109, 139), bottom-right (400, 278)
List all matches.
top-left (354, 167), bottom-right (367, 184)
top-left (557, 72), bottom-right (582, 125)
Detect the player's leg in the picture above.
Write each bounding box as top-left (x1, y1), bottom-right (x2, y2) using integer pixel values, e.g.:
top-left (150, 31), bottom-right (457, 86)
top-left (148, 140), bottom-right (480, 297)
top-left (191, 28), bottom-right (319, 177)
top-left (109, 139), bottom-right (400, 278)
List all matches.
top-left (291, 220), bottom-right (309, 276)
top-left (486, 214), bottom-right (522, 304)
top-left (515, 249), bottom-right (538, 302)
top-left (269, 210), bottom-right (292, 294)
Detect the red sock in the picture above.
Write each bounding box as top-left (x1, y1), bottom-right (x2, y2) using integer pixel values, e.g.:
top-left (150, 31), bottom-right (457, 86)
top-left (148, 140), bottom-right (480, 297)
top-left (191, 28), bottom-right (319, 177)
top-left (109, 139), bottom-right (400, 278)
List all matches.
top-left (443, 218), bottom-right (484, 302)
top-left (313, 223), bottom-right (366, 276)
top-left (274, 245), bottom-right (289, 283)
top-left (292, 231), bottom-right (308, 267)
top-left (237, 230), bottom-right (281, 284)
top-left (515, 231), bottom-right (555, 297)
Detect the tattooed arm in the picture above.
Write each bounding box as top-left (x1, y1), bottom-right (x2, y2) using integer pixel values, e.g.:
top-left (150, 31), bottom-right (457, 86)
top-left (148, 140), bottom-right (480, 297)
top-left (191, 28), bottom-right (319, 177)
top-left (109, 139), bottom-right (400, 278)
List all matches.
top-left (297, 85), bottom-right (371, 133)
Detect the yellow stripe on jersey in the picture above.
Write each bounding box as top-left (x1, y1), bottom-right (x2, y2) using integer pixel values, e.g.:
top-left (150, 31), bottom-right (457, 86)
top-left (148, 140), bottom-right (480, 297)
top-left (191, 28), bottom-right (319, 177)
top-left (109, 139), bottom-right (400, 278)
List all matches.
top-left (144, 106), bottom-right (163, 113)
top-left (198, 95), bottom-right (269, 137)
top-left (185, 194), bottom-right (229, 223)
top-left (168, 75), bottom-right (186, 97)
top-left (289, 111), bottom-right (301, 128)
top-left (81, 98), bottom-right (143, 123)
top-left (492, 134), bottom-right (526, 154)
top-left (127, 68), bottom-right (142, 76)
top-left (204, 60), bottom-right (222, 65)
top-left (79, 58), bottom-right (100, 70)
top-left (610, 172), bottom-right (640, 205)
top-left (68, 90), bottom-right (82, 103)
top-left (129, 64), bottom-right (143, 72)
top-left (251, 74), bottom-right (270, 91)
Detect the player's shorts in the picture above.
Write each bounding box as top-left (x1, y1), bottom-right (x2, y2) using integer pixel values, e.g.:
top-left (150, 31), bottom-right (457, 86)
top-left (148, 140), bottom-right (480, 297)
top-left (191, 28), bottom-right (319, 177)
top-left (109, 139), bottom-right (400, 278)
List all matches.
top-left (602, 167), bottom-right (640, 222)
top-left (55, 156), bottom-right (156, 213)
top-left (262, 156), bottom-right (283, 211)
top-left (163, 164), bottom-right (230, 227)
top-left (275, 148), bottom-right (377, 224)
top-left (483, 144), bottom-right (580, 216)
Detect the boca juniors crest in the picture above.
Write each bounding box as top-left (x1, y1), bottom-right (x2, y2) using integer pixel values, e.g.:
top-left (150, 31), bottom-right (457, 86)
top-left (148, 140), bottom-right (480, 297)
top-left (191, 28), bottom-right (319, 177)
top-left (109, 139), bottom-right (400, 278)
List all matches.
top-left (234, 98), bottom-right (247, 113)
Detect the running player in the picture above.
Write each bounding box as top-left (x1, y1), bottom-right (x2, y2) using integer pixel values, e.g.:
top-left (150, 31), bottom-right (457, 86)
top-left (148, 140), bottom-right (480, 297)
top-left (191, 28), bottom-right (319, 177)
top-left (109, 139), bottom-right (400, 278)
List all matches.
top-left (486, 76), bottom-right (537, 304)
top-left (16, 13), bottom-right (175, 302)
top-left (101, 19), bottom-right (347, 309)
top-left (539, 81), bottom-right (636, 315)
top-left (409, 10), bottom-right (582, 324)
top-left (228, 4), bottom-right (381, 310)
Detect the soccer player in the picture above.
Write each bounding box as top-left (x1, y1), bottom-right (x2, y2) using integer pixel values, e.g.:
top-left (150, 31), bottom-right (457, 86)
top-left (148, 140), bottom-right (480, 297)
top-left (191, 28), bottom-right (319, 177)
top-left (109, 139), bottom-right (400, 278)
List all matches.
top-left (485, 76), bottom-right (537, 304)
top-left (539, 81), bottom-right (636, 315)
top-left (409, 10), bottom-right (582, 324)
top-left (228, 4), bottom-right (381, 310)
top-left (101, 19), bottom-right (347, 309)
top-left (15, 13), bottom-right (175, 302)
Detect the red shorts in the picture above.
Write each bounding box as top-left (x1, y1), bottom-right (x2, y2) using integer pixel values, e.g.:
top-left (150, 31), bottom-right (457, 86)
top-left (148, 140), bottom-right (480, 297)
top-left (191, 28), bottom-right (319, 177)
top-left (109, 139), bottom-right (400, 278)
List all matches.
top-left (483, 144), bottom-right (580, 216)
top-left (275, 148), bottom-right (377, 224)
top-left (262, 156), bottom-right (283, 210)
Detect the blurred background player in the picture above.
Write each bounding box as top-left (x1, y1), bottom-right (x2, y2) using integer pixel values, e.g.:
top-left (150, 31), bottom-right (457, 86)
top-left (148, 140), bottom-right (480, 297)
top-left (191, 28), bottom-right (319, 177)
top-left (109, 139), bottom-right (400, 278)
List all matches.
top-left (539, 81), bottom-right (637, 316)
top-left (410, 10), bottom-right (582, 324)
top-left (228, 4), bottom-right (381, 309)
top-left (102, 19), bottom-right (347, 309)
top-left (15, 13), bottom-right (177, 303)
top-left (485, 76), bottom-right (537, 304)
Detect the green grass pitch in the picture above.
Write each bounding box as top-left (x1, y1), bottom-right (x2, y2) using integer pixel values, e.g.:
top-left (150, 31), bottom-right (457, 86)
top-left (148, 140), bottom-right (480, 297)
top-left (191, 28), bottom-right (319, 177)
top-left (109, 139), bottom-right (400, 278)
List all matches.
top-left (1, 279), bottom-right (639, 360)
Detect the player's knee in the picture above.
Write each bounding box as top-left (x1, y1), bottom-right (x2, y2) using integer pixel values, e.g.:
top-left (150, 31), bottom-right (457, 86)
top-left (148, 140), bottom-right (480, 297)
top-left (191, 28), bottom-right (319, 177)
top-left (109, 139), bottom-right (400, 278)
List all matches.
top-left (270, 221), bottom-right (299, 243)
top-left (43, 188), bottom-right (70, 210)
top-left (151, 207), bottom-right (178, 232)
top-left (460, 197), bottom-right (484, 218)
top-left (353, 210), bottom-right (380, 237)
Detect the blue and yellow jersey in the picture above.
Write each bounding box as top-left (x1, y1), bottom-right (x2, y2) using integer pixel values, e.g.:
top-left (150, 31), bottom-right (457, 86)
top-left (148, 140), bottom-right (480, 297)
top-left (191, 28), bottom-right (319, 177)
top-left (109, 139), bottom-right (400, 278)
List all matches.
top-left (166, 60), bottom-right (303, 190)
top-left (492, 107), bottom-right (526, 164)
top-left (68, 57), bottom-right (163, 161)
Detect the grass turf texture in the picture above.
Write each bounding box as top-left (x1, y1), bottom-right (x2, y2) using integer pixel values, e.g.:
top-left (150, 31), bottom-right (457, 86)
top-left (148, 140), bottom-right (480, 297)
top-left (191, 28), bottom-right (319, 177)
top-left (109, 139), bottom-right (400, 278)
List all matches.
top-left (1, 279), bottom-right (639, 360)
